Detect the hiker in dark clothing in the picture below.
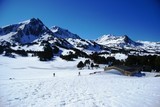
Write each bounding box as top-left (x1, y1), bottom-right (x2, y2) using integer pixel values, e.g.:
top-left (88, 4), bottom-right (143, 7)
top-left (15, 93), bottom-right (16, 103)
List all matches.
top-left (78, 72), bottom-right (81, 76)
top-left (53, 73), bottom-right (55, 77)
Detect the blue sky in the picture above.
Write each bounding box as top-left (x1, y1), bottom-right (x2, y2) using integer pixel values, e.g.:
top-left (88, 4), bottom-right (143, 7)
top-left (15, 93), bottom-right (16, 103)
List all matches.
top-left (0, 0), bottom-right (160, 41)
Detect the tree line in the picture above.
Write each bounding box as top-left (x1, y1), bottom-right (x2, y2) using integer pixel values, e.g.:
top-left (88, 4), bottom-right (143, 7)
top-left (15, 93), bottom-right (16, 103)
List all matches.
top-left (1, 43), bottom-right (160, 72)
top-left (77, 54), bottom-right (160, 72)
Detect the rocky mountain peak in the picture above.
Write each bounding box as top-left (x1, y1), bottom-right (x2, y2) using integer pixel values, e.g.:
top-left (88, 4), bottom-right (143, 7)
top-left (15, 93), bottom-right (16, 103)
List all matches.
top-left (0, 18), bottom-right (54, 45)
top-left (0, 18), bottom-right (159, 55)
top-left (50, 26), bottom-right (81, 39)
top-left (95, 34), bottom-right (142, 48)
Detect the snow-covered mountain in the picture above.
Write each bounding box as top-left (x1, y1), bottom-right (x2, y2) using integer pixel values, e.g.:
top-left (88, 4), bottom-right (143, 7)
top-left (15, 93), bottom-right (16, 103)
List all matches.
top-left (137, 41), bottom-right (160, 53)
top-left (51, 26), bottom-right (81, 39)
top-left (0, 18), bottom-right (73, 50)
top-left (50, 26), bottom-right (106, 53)
top-left (0, 18), bottom-right (53, 45)
top-left (0, 18), bottom-right (160, 56)
top-left (0, 18), bottom-right (107, 57)
top-left (96, 34), bottom-right (160, 53)
top-left (96, 34), bottom-right (141, 47)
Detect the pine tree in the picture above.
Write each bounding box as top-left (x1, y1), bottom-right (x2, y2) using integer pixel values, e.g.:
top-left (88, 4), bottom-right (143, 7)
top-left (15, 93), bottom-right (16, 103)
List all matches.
top-left (77, 61), bottom-right (84, 70)
top-left (91, 63), bottom-right (94, 69)
top-left (155, 56), bottom-right (160, 72)
top-left (38, 43), bottom-right (53, 61)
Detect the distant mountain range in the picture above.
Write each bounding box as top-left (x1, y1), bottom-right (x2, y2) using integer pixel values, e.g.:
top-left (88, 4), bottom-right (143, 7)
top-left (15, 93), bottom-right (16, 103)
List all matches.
top-left (0, 18), bottom-right (160, 57)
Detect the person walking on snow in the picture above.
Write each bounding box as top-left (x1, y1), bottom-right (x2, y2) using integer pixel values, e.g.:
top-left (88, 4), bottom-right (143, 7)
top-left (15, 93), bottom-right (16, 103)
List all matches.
top-left (53, 73), bottom-right (55, 77)
top-left (78, 72), bottom-right (81, 76)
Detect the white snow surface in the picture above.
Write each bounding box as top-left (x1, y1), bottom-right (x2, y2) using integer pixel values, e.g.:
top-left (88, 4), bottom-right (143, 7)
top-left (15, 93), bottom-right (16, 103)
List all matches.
top-left (100, 53), bottom-right (128, 61)
top-left (96, 34), bottom-right (160, 53)
top-left (0, 32), bottom-right (17, 43)
top-left (50, 26), bottom-right (80, 39)
top-left (114, 53), bottom-right (128, 60)
top-left (0, 56), bottom-right (160, 107)
top-left (137, 41), bottom-right (160, 52)
top-left (96, 34), bottom-right (126, 45)
top-left (11, 44), bottom-right (44, 51)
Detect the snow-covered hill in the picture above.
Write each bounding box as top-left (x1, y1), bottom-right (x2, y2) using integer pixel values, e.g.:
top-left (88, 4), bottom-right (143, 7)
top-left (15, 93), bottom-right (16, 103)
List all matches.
top-left (0, 18), bottom-right (107, 54)
top-left (0, 18), bottom-right (53, 45)
top-left (96, 34), bottom-right (140, 47)
top-left (50, 26), bottom-right (106, 53)
top-left (0, 18), bottom-right (74, 52)
top-left (51, 26), bottom-right (81, 39)
top-left (96, 34), bottom-right (160, 53)
top-left (0, 56), bottom-right (160, 107)
top-left (137, 41), bottom-right (160, 53)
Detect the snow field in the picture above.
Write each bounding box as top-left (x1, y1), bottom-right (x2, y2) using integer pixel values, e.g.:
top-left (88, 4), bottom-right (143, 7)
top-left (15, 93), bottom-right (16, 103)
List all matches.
top-left (0, 56), bottom-right (160, 107)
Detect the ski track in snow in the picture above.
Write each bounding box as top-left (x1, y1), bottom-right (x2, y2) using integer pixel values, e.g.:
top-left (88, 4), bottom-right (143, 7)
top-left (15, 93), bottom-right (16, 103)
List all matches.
top-left (0, 56), bottom-right (160, 107)
top-left (1, 75), bottom-right (160, 107)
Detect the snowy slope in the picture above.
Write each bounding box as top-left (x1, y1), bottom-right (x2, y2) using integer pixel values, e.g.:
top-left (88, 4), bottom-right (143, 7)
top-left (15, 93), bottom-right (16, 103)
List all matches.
top-left (100, 53), bottom-right (128, 61)
top-left (51, 26), bottom-right (81, 39)
top-left (50, 26), bottom-right (106, 53)
top-left (0, 56), bottom-right (160, 107)
top-left (137, 41), bottom-right (160, 53)
top-left (0, 18), bottom-right (53, 45)
top-left (96, 34), bottom-right (160, 53)
top-left (96, 34), bottom-right (140, 47)
top-left (0, 18), bottom-right (74, 52)
top-left (0, 19), bottom-right (106, 55)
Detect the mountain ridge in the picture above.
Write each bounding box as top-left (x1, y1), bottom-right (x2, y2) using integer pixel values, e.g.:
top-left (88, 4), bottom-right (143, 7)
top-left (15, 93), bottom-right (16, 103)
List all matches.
top-left (0, 18), bottom-right (160, 57)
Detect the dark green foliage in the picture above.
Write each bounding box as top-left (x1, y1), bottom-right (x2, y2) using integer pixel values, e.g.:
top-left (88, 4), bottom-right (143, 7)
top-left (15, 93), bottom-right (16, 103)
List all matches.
top-left (4, 48), bottom-right (15, 58)
top-left (13, 49), bottom-right (28, 56)
top-left (83, 59), bottom-right (91, 69)
top-left (90, 63), bottom-right (99, 69)
top-left (95, 56), bottom-right (107, 64)
top-left (125, 55), bottom-right (138, 66)
top-left (60, 54), bottom-right (78, 61)
top-left (52, 46), bottom-right (59, 54)
top-left (115, 60), bottom-right (125, 65)
top-left (84, 59), bottom-right (90, 66)
top-left (89, 52), bottom-right (124, 65)
top-left (106, 57), bottom-right (116, 64)
top-left (125, 55), bottom-right (153, 66)
top-left (155, 56), bottom-right (160, 72)
top-left (155, 56), bottom-right (160, 66)
top-left (72, 48), bottom-right (88, 58)
top-left (0, 46), bottom-right (4, 54)
top-left (1, 46), bottom-right (28, 57)
top-left (60, 51), bottom-right (78, 61)
top-left (90, 52), bottom-right (117, 64)
top-left (142, 66), bottom-right (152, 72)
top-left (90, 52), bottom-right (106, 64)
top-left (155, 75), bottom-right (160, 77)
top-left (60, 48), bottom-right (88, 61)
top-left (125, 55), bottom-right (160, 72)
top-left (4, 52), bottom-right (15, 58)
top-left (91, 63), bottom-right (94, 69)
top-left (94, 64), bottom-right (100, 69)
top-left (77, 61), bottom-right (84, 69)
top-left (98, 52), bottom-right (110, 55)
top-left (37, 43), bottom-right (53, 61)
